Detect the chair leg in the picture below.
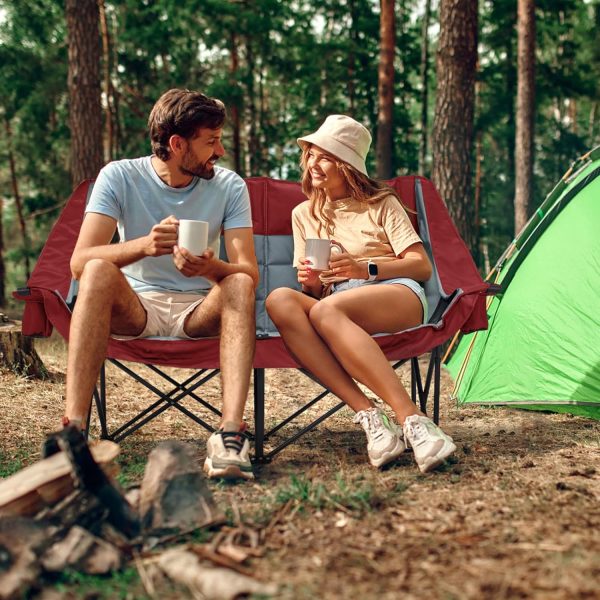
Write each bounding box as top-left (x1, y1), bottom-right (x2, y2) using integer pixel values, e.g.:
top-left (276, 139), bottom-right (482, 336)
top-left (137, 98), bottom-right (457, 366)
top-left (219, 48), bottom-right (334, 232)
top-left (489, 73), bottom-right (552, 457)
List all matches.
top-left (433, 347), bottom-right (441, 424)
top-left (92, 362), bottom-right (109, 439)
top-left (410, 348), bottom-right (442, 423)
top-left (253, 368), bottom-right (266, 463)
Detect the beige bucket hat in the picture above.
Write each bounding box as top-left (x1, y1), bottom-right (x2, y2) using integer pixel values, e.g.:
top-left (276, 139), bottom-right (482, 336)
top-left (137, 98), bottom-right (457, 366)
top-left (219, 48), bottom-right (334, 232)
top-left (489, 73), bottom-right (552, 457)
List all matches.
top-left (297, 114), bottom-right (372, 176)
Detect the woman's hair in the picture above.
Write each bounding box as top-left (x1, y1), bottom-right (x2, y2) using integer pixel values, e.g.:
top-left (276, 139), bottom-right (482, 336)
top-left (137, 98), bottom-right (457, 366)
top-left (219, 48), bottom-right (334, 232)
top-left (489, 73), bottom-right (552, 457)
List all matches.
top-left (300, 145), bottom-right (412, 236)
top-left (148, 89), bottom-right (226, 161)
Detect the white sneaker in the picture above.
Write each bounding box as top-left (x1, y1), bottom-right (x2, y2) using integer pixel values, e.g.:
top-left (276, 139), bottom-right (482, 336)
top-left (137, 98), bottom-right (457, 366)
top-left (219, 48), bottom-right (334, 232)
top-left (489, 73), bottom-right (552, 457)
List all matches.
top-left (204, 422), bottom-right (254, 480)
top-left (403, 415), bottom-right (456, 473)
top-left (353, 407), bottom-right (406, 468)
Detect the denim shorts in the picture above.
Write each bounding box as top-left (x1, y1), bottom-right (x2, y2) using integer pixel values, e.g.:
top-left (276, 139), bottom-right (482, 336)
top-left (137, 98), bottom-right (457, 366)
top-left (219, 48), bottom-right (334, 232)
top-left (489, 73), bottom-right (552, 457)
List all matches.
top-left (330, 277), bottom-right (428, 323)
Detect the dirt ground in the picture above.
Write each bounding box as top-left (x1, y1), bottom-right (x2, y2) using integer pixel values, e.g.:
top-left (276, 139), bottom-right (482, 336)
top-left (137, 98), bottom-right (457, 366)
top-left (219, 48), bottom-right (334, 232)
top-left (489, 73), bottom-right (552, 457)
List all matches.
top-left (1, 333), bottom-right (599, 599)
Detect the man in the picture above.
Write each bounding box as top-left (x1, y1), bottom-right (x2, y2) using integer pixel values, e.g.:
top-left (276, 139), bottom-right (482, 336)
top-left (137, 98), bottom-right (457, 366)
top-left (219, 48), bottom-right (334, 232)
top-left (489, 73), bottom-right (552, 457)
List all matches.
top-left (64, 89), bottom-right (259, 480)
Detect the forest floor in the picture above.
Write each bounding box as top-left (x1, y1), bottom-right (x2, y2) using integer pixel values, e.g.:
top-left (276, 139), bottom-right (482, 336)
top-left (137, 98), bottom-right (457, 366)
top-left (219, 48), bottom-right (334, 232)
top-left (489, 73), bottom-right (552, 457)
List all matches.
top-left (0, 332), bottom-right (599, 599)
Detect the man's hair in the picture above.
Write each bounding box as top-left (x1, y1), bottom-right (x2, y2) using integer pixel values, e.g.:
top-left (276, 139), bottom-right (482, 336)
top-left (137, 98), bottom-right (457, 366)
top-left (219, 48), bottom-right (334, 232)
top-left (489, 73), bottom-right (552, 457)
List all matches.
top-left (148, 89), bottom-right (226, 160)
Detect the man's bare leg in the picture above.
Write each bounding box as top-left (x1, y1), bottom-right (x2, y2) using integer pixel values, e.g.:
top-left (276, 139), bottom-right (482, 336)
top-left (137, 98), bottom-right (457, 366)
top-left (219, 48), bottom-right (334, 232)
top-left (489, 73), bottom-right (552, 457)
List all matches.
top-left (184, 272), bottom-right (256, 427)
top-left (65, 259), bottom-right (147, 427)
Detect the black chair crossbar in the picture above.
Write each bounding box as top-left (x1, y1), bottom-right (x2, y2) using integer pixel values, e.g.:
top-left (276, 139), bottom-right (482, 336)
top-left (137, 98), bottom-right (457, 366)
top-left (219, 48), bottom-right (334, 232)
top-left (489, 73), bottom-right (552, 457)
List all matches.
top-left (93, 346), bottom-right (442, 462)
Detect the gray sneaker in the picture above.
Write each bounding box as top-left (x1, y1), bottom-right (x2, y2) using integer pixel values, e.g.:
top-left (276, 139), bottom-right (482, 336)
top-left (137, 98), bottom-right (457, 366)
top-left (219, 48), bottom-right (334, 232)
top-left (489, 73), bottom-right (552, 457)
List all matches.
top-left (204, 422), bottom-right (254, 480)
top-left (353, 407), bottom-right (406, 468)
top-left (403, 415), bottom-right (456, 473)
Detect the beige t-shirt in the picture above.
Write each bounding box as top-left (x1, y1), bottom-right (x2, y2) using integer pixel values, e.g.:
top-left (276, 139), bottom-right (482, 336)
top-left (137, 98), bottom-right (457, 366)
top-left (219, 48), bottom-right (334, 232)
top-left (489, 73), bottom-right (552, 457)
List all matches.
top-left (292, 194), bottom-right (422, 283)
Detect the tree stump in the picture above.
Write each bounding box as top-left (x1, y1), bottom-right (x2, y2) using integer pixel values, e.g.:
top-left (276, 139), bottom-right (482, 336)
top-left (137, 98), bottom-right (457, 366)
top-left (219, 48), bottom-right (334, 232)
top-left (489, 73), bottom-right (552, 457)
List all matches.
top-left (0, 317), bottom-right (46, 378)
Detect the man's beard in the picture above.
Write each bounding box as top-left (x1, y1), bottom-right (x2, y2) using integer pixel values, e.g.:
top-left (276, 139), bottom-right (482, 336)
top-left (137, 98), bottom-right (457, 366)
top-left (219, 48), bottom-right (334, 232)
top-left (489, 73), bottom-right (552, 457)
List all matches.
top-left (180, 150), bottom-right (219, 180)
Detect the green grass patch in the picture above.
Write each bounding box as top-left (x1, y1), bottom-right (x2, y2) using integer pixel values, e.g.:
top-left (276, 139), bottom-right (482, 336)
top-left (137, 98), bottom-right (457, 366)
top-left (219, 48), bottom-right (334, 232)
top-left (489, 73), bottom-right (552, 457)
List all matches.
top-left (50, 567), bottom-right (150, 599)
top-left (0, 449), bottom-right (31, 477)
top-left (273, 473), bottom-right (381, 514)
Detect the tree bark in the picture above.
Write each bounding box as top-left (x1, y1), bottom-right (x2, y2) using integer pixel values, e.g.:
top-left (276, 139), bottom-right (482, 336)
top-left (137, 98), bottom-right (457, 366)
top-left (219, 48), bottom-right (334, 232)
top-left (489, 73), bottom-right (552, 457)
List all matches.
top-left (5, 117), bottom-right (31, 281)
top-left (348, 0), bottom-right (357, 113)
top-left (0, 137), bottom-right (4, 307)
top-left (66, 0), bottom-right (104, 187)
top-left (431, 0), bottom-right (478, 254)
top-left (230, 31), bottom-right (243, 176)
top-left (98, 0), bottom-right (114, 162)
top-left (514, 0), bottom-right (536, 236)
top-left (0, 322), bottom-right (46, 379)
top-left (245, 35), bottom-right (259, 176)
top-left (376, 0), bottom-right (395, 179)
top-left (418, 0), bottom-right (432, 175)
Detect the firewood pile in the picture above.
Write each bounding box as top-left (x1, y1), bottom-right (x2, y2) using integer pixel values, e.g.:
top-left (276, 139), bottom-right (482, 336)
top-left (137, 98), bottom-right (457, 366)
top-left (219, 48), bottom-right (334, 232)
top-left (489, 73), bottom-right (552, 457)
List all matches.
top-left (0, 427), bottom-right (276, 599)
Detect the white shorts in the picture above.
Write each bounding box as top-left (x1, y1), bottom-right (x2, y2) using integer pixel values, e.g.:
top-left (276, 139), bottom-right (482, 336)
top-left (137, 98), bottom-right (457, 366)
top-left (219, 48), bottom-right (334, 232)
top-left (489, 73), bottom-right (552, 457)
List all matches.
top-left (112, 290), bottom-right (208, 340)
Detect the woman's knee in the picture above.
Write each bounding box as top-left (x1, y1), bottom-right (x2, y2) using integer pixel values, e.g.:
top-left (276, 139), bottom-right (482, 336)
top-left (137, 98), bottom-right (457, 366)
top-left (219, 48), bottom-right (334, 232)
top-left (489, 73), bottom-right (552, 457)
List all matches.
top-left (309, 299), bottom-right (343, 332)
top-left (266, 287), bottom-right (302, 322)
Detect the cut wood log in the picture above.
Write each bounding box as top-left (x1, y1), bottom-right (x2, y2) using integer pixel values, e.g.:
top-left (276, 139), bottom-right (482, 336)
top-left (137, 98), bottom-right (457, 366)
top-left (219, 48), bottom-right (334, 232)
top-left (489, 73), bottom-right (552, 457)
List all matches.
top-left (139, 441), bottom-right (224, 537)
top-left (41, 525), bottom-right (124, 574)
top-left (0, 516), bottom-right (49, 600)
top-left (0, 441), bottom-right (120, 517)
top-left (0, 320), bottom-right (46, 379)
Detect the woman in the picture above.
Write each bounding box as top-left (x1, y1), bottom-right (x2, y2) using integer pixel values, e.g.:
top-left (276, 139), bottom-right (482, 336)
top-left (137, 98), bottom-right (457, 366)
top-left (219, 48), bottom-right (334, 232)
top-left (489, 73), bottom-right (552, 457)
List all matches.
top-left (266, 115), bottom-right (456, 472)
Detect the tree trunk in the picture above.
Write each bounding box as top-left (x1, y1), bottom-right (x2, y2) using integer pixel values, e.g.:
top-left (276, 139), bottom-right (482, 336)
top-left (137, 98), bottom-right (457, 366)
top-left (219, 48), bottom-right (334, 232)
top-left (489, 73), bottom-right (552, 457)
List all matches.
top-left (348, 0), bottom-right (357, 113)
top-left (66, 0), bottom-right (104, 187)
top-left (514, 0), bottom-right (536, 236)
top-left (418, 0), bottom-right (432, 175)
top-left (98, 0), bottom-right (114, 162)
top-left (0, 169), bottom-right (4, 307)
top-left (230, 31), bottom-right (243, 176)
top-left (376, 0), bottom-right (395, 179)
top-left (431, 0), bottom-right (478, 254)
top-left (0, 321), bottom-right (46, 379)
top-left (245, 35), bottom-right (259, 176)
top-left (5, 117), bottom-right (31, 281)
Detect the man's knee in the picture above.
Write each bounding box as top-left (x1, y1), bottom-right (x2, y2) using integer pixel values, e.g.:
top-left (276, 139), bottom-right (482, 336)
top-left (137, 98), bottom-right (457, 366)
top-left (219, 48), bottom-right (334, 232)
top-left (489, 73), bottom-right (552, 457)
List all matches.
top-left (219, 272), bottom-right (255, 306)
top-left (79, 259), bottom-right (123, 293)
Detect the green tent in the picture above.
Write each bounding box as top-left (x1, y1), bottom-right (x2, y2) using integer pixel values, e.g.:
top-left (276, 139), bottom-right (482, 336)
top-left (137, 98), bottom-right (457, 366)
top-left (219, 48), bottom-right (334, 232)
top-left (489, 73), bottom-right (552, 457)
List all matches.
top-left (447, 147), bottom-right (600, 419)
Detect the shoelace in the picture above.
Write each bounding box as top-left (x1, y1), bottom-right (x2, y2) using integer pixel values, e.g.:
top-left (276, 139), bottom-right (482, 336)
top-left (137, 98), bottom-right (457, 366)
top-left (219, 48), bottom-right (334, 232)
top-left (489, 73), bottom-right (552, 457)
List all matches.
top-left (356, 410), bottom-right (386, 440)
top-left (219, 430), bottom-right (247, 454)
top-left (404, 419), bottom-right (428, 445)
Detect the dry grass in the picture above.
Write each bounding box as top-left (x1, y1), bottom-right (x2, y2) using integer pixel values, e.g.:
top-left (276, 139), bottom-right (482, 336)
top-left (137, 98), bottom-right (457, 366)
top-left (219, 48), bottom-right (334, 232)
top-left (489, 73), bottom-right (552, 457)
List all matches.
top-left (1, 332), bottom-right (599, 599)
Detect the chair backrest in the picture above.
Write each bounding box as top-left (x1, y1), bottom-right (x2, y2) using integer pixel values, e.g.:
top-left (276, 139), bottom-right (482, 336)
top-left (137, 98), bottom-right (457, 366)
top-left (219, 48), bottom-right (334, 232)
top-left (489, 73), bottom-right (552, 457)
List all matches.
top-left (18, 175), bottom-right (488, 349)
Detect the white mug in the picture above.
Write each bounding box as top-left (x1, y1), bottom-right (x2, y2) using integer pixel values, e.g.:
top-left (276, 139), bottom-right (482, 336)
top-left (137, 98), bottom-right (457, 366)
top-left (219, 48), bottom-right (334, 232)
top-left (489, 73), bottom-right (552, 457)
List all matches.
top-left (305, 239), bottom-right (341, 270)
top-left (178, 219), bottom-right (209, 255)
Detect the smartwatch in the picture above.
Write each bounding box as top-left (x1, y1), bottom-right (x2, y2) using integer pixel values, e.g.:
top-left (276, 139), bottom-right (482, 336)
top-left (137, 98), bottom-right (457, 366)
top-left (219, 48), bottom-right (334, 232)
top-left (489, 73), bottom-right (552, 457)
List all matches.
top-left (367, 260), bottom-right (378, 282)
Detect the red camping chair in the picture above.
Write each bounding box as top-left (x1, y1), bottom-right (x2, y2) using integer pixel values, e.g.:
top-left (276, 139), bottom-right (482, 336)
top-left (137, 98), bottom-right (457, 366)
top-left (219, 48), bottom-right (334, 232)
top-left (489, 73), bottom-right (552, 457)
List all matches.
top-left (14, 176), bottom-right (490, 462)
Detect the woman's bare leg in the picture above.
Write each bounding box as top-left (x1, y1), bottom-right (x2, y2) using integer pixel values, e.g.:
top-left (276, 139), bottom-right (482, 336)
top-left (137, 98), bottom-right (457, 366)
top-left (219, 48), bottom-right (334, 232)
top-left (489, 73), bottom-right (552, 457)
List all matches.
top-left (308, 285), bottom-right (425, 424)
top-left (266, 288), bottom-right (373, 413)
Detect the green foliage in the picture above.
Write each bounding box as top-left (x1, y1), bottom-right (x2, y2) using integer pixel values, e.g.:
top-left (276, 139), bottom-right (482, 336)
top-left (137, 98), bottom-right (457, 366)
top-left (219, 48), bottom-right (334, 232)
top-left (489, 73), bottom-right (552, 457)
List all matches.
top-left (0, 0), bottom-right (598, 287)
top-left (476, 0), bottom-right (599, 266)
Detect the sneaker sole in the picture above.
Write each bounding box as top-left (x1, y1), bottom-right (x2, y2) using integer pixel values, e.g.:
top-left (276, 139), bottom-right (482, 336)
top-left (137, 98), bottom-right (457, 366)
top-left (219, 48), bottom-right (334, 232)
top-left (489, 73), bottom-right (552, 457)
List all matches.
top-left (370, 438), bottom-right (406, 468)
top-left (416, 439), bottom-right (457, 473)
top-left (203, 458), bottom-right (254, 480)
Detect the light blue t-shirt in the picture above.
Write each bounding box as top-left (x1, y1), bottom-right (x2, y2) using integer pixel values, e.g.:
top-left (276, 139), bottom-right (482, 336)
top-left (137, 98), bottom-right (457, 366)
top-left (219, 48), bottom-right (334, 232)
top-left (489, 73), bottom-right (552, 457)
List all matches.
top-left (85, 156), bottom-right (252, 293)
